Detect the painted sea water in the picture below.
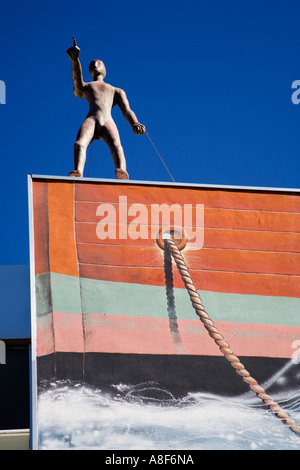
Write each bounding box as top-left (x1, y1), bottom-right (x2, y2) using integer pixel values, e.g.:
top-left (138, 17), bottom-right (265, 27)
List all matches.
top-left (38, 360), bottom-right (300, 450)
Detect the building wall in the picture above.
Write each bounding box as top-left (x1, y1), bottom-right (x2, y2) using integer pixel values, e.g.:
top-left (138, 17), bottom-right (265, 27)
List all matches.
top-left (29, 176), bottom-right (300, 450)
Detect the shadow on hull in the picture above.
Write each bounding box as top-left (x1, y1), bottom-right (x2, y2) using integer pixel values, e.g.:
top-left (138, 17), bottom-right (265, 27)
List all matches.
top-left (37, 352), bottom-right (299, 400)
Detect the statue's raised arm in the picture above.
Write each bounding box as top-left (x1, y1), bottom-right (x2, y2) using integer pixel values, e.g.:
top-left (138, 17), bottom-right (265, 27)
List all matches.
top-left (66, 38), bottom-right (85, 98)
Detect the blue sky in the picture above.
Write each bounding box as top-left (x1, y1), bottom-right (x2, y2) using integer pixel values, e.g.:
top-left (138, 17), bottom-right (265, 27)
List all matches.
top-left (0, 0), bottom-right (300, 264)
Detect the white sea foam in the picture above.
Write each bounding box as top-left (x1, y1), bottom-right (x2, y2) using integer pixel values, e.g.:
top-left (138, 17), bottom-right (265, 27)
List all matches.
top-left (37, 380), bottom-right (300, 450)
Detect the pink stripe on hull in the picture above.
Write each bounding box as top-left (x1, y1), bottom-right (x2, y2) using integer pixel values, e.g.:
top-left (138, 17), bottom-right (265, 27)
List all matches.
top-left (83, 314), bottom-right (300, 359)
top-left (36, 312), bottom-right (300, 359)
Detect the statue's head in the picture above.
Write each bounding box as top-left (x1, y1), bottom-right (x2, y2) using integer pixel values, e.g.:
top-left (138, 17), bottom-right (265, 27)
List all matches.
top-left (89, 60), bottom-right (106, 80)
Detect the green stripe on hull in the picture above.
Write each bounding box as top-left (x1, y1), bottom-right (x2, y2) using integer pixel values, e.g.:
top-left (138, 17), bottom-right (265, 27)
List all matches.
top-left (80, 277), bottom-right (300, 326)
top-left (36, 272), bottom-right (82, 316)
top-left (36, 272), bottom-right (300, 326)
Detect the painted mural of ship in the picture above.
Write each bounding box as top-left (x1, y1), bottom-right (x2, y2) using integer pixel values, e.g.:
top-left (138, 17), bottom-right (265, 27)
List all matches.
top-left (29, 175), bottom-right (300, 446)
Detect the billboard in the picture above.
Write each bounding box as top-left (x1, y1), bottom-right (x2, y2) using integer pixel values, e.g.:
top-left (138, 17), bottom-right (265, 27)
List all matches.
top-left (28, 175), bottom-right (300, 449)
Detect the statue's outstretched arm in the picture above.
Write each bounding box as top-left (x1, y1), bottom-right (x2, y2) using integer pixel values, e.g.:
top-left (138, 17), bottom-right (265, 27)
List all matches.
top-left (114, 88), bottom-right (146, 135)
top-left (66, 38), bottom-right (85, 98)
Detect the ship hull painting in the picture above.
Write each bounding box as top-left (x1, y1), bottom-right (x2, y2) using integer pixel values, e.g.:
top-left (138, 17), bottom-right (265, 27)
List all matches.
top-left (29, 176), bottom-right (300, 448)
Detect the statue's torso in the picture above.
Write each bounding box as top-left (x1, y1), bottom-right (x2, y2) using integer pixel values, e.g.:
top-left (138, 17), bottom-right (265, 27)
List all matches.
top-left (84, 81), bottom-right (116, 121)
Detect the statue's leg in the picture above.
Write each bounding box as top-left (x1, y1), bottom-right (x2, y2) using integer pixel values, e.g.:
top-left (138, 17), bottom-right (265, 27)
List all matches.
top-left (69, 118), bottom-right (95, 177)
top-left (100, 121), bottom-right (129, 179)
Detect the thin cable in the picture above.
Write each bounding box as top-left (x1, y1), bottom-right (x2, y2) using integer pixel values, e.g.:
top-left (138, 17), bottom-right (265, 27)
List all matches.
top-left (145, 131), bottom-right (175, 182)
top-left (87, 132), bottom-right (175, 181)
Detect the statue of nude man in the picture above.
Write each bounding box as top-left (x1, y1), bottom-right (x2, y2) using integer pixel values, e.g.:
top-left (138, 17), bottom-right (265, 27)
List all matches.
top-left (66, 38), bottom-right (145, 179)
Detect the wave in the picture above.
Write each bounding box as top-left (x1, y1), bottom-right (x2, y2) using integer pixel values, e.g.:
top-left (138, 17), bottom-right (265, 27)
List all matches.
top-left (37, 379), bottom-right (300, 450)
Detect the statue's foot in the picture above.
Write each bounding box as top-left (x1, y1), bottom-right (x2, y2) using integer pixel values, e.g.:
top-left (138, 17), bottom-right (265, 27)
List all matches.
top-left (68, 170), bottom-right (82, 177)
top-left (115, 169), bottom-right (129, 180)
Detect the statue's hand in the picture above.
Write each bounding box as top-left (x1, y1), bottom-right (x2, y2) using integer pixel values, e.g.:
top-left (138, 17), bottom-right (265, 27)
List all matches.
top-left (66, 45), bottom-right (80, 60)
top-left (132, 123), bottom-right (146, 135)
top-left (66, 38), bottom-right (80, 60)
